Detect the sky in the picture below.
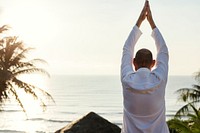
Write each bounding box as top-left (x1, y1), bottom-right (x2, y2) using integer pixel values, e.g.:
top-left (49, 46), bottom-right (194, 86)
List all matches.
top-left (0, 0), bottom-right (200, 76)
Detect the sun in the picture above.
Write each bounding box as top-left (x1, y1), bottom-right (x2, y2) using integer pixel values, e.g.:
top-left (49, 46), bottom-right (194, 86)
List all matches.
top-left (0, 0), bottom-right (57, 53)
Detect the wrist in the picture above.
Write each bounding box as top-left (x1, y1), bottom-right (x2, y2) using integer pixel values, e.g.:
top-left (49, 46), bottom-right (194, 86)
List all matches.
top-left (151, 23), bottom-right (156, 30)
top-left (148, 19), bottom-right (156, 30)
top-left (136, 20), bottom-right (142, 28)
top-left (150, 22), bottom-right (156, 30)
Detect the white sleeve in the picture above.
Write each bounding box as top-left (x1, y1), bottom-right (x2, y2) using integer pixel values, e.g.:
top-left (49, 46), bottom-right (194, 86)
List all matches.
top-left (121, 25), bottom-right (142, 81)
top-left (152, 28), bottom-right (169, 81)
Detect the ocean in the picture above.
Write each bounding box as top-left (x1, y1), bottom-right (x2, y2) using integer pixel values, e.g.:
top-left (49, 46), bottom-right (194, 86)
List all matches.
top-left (0, 75), bottom-right (196, 133)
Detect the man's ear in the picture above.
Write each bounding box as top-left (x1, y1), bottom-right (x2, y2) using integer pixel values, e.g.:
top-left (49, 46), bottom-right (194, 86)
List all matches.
top-left (151, 60), bottom-right (156, 68)
top-left (133, 58), bottom-right (138, 70)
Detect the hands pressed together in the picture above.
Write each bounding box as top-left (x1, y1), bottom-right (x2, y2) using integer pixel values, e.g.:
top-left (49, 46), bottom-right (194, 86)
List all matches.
top-left (136, 0), bottom-right (156, 30)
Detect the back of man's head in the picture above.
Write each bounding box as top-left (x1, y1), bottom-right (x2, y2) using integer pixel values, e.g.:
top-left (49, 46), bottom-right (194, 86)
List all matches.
top-left (134, 48), bottom-right (154, 70)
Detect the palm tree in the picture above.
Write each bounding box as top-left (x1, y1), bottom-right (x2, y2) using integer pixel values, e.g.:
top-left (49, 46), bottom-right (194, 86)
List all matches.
top-left (168, 104), bottom-right (200, 133)
top-left (175, 72), bottom-right (200, 117)
top-left (168, 118), bottom-right (192, 133)
top-left (0, 25), bottom-right (54, 114)
top-left (167, 72), bottom-right (200, 132)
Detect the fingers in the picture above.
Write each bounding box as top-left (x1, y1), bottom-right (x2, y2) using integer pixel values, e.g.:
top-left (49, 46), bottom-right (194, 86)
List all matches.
top-left (143, 0), bottom-right (148, 12)
top-left (146, 1), bottom-right (151, 17)
top-left (140, 2), bottom-right (147, 18)
top-left (136, 0), bottom-right (153, 28)
top-left (146, 0), bottom-right (150, 11)
top-left (142, 0), bottom-right (149, 18)
top-left (146, 0), bottom-right (149, 6)
top-left (145, 1), bottom-right (156, 29)
top-left (144, 0), bottom-right (147, 7)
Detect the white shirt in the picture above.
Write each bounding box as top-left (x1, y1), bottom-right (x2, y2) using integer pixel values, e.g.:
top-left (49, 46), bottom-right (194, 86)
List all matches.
top-left (121, 25), bottom-right (169, 133)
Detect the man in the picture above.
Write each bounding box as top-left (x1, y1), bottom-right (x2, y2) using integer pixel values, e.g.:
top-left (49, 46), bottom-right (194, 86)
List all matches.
top-left (121, 0), bottom-right (169, 133)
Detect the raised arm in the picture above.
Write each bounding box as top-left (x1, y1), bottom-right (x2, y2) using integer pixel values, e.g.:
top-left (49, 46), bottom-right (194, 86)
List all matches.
top-left (121, 1), bottom-right (148, 80)
top-left (147, 1), bottom-right (169, 80)
top-left (136, 0), bottom-right (149, 28)
top-left (146, 0), bottom-right (156, 30)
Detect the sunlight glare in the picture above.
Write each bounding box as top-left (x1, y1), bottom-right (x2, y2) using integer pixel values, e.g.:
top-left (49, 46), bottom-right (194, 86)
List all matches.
top-left (16, 74), bottom-right (50, 117)
top-left (0, 0), bottom-right (58, 65)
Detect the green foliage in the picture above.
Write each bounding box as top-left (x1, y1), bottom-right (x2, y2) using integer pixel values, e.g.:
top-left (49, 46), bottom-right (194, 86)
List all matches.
top-left (175, 72), bottom-right (200, 117)
top-left (168, 104), bottom-right (200, 133)
top-left (167, 71), bottom-right (200, 133)
top-left (168, 118), bottom-right (192, 133)
top-left (0, 25), bottom-right (54, 114)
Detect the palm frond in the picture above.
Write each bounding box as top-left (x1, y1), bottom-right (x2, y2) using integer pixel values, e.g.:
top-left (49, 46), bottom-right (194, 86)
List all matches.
top-left (11, 62), bottom-right (35, 73)
top-left (6, 42), bottom-right (23, 59)
top-left (176, 87), bottom-right (200, 102)
top-left (11, 58), bottom-right (48, 72)
top-left (13, 68), bottom-right (50, 77)
top-left (0, 37), bottom-right (24, 69)
top-left (167, 118), bottom-right (193, 133)
top-left (0, 82), bottom-right (9, 102)
top-left (188, 104), bottom-right (200, 119)
top-left (10, 47), bottom-right (34, 63)
top-left (176, 88), bottom-right (192, 102)
top-left (12, 78), bottom-right (38, 99)
top-left (176, 88), bottom-right (195, 94)
top-left (188, 113), bottom-right (197, 120)
top-left (12, 78), bottom-right (54, 110)
top-left (0, 25), bottom-right (10, 33)
top-left (175, 101), bottom-right (200, 118)
top-left (9, 85), bottom-right (27, 115)
top-left (29, 58), bottom-right (48, 65)
top-left (192, 84), bottom-right (200, 91)
top-left (12, 77), bottom-right (52, 101)
top-left (34, 87), bottom-right (55, 103)
top-left (189, 93), bottom-right (200, 102)
top-left (4, 36), bottom-right (17, 48)
top-left (175, 103), bottom-right (191, 118)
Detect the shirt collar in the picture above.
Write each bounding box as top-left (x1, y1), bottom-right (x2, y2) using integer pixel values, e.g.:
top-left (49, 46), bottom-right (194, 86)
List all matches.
top-left (137, 67), bottom-right (151, 72)
top-left (136, 68), bottom-right (151, 78)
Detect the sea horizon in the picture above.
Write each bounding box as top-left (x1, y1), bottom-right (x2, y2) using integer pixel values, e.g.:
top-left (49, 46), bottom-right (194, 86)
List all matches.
top-left (0, 75), bottom-right (196, 132)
